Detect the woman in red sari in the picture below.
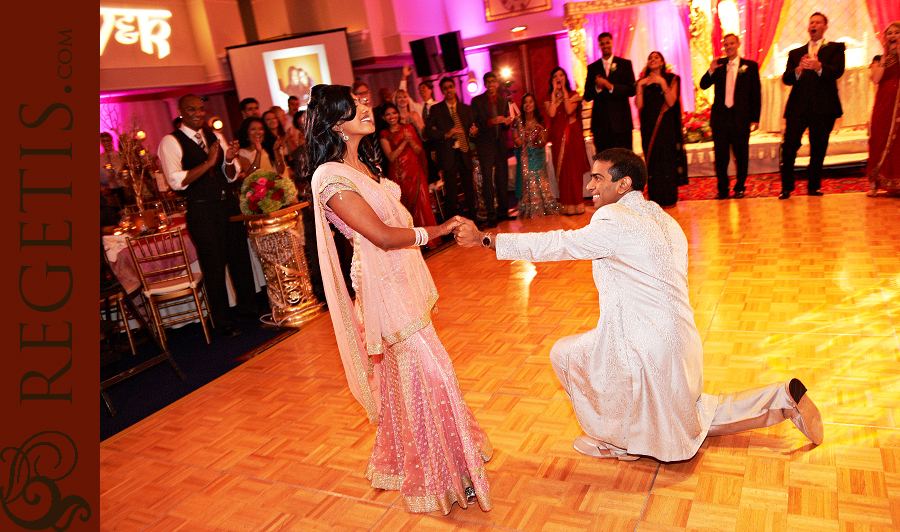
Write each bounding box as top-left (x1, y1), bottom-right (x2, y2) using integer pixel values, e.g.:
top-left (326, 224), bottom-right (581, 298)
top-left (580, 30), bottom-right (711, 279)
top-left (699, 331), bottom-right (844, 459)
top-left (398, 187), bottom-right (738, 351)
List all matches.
top-left (379, 103), bottom-right (440, 247)
top-left (544, 67), bottom-right (590, 215)
top-left (867, 22), bottom-right (900, 197)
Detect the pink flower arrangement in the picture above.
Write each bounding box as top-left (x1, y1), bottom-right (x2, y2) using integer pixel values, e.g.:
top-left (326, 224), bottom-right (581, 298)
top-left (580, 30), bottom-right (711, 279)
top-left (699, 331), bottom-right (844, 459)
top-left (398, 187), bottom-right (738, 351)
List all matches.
top-left (239, 170), bottom-right (298, 215)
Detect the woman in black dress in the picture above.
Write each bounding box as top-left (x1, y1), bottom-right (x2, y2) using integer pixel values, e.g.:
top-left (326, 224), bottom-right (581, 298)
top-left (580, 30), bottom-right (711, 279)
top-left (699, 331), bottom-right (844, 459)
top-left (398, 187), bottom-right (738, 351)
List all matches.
top-left (635, 51), bottom-right (687, 207)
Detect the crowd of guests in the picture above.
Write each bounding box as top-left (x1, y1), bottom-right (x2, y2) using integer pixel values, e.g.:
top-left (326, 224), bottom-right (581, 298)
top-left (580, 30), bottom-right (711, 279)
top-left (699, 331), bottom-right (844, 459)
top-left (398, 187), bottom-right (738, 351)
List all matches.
top-left (102, 15), bottom-right (900, 345)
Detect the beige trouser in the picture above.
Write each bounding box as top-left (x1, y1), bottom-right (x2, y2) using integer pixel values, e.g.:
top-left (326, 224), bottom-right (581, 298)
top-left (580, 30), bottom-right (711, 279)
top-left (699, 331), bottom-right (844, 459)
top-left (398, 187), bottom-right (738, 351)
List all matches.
top-left (549, 338), bottom-right (797, 438)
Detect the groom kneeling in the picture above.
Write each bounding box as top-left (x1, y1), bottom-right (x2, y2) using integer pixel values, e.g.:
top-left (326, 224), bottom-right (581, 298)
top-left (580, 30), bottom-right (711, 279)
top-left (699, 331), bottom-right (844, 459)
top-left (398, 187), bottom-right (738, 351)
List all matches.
top-left (453, 148), bottom-right (823, 461)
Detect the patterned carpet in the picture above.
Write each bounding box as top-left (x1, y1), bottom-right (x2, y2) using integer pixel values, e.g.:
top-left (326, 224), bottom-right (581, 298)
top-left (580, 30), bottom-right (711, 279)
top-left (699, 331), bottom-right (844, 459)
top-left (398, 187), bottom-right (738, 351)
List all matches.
top-left (676, 165), bottom-right (869, 201)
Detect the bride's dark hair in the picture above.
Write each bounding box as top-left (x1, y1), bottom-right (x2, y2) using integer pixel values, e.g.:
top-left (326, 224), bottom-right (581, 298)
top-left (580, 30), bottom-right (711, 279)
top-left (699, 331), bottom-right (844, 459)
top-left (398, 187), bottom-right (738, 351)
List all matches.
top-left (300, 84), bottom-right (379, 183)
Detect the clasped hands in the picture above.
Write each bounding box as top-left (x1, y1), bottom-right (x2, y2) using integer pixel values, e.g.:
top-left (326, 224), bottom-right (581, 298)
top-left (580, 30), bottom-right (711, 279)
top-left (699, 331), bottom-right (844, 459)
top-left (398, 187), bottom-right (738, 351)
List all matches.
top-left (594, 75), bottom-right (613, 91)
top-left (437, 216), bottom-right (485, 247)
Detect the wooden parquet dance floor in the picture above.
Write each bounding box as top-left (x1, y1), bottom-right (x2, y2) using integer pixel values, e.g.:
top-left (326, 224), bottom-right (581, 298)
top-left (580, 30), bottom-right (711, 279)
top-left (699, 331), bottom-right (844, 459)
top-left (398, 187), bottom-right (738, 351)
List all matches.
top-left (101, 192), bottom-right (900, 532)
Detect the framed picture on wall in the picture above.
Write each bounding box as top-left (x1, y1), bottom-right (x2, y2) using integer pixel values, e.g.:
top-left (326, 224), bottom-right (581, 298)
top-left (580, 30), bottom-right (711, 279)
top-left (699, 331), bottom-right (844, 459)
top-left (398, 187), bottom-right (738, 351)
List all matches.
top-left (484, 0), bottom-right (551, 22)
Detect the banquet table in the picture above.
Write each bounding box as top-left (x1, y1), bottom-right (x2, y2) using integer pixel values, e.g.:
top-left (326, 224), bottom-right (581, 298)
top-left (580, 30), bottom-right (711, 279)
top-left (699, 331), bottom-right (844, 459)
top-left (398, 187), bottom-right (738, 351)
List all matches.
top-left (102, 215), bottom-right (266, 329)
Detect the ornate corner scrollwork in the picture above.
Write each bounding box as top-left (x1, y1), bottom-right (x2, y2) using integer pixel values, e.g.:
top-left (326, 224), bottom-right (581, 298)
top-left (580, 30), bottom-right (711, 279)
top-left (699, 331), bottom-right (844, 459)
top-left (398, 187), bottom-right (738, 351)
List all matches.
top-left (1, 431), bottom-right (91, 530)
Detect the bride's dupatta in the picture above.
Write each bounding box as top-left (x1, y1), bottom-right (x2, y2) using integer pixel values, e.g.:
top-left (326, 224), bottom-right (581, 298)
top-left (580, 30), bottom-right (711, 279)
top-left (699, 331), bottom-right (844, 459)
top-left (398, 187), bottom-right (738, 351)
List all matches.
top-left (311, 161), bottom-right (439, 424)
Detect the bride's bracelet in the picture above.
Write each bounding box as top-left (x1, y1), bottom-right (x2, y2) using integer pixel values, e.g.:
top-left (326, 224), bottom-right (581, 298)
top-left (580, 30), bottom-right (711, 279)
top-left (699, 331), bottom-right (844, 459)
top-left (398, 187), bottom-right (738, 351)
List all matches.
top-left (413, 227), bottom-right (429, 246)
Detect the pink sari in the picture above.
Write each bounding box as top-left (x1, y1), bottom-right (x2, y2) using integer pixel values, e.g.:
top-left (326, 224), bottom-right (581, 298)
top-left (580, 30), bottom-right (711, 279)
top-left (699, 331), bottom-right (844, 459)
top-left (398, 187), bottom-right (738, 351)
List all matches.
top-left (311, 161), bottom-right (492, 514)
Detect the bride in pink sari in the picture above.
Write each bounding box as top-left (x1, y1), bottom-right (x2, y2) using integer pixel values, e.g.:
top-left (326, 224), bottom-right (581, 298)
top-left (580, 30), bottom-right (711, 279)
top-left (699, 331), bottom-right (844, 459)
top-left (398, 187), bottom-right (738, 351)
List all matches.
top-left (302, 84), bottom-right (493, 514)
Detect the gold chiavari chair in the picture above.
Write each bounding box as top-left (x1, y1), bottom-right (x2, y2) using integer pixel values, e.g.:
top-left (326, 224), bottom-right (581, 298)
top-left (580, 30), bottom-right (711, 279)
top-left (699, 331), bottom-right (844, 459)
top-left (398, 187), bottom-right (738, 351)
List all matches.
top-left (126, 229), bottom-right (213, 350)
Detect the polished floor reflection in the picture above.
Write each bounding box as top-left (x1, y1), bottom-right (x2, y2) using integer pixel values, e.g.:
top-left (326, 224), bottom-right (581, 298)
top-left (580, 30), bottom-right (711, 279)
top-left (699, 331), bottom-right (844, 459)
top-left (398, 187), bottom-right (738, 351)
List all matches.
top-left (101, 192), bottom-right (900, 531)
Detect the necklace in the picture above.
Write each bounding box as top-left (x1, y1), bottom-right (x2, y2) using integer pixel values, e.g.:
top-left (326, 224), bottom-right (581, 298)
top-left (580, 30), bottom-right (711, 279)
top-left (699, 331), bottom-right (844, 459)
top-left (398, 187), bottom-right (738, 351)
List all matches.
top-left (341, 157), bottom-right (374, 179)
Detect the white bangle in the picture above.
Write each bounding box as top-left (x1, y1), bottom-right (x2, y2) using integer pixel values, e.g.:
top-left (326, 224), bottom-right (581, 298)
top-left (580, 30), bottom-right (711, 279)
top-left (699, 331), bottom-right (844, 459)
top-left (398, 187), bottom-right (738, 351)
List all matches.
top-left (413, 227), bottom-right (428, 246)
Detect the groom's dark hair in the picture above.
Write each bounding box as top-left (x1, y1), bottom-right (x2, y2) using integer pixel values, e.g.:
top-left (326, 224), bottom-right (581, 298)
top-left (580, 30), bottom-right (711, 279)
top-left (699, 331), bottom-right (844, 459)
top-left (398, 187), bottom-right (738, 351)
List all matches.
top-left (595, 148), bottom-right (647, 191)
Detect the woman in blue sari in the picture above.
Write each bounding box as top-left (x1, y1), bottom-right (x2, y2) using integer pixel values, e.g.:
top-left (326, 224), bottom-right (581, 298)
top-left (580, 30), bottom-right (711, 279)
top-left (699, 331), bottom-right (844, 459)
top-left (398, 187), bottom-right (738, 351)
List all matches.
top-left (513, 93), bottom-right (560, 218)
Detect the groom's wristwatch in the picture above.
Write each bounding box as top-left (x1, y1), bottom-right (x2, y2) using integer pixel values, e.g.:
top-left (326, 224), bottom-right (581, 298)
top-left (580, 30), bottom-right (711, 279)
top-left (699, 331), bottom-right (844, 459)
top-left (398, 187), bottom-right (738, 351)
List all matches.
top-left (482, 232), bottom-right (492, 248)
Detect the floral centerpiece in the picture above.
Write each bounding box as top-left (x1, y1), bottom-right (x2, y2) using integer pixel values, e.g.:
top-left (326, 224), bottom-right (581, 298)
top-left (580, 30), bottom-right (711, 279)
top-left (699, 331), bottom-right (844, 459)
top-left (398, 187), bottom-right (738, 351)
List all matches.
top-left (239, 170), bottom-right (299, 215)
top-left (682, 107), bottom-right (712, 144)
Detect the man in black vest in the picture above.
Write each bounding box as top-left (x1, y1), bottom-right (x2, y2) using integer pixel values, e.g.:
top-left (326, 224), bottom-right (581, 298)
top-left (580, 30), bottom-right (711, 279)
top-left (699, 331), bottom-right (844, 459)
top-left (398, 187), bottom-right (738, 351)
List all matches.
top-left (157, 94), bottom-right (259, 338)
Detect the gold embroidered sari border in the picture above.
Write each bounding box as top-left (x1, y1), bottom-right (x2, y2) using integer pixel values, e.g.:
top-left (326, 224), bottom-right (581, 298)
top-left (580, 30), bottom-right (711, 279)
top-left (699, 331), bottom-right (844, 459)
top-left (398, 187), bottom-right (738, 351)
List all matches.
top-left (376, 291), bottom-right (439, 350)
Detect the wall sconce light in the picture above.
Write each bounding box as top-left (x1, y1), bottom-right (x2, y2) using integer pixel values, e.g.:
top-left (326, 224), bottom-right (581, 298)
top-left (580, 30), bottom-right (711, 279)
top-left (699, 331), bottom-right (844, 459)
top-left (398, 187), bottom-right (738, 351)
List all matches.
top-left (512, 26), bottom-right (526, 33)
top-left (208, 117), bottom-right (224, 130)
top-left (136, 130), bottom-right (146, 140)
top-left (467, 72), bottom-right (478, 94)
top-left (500, 67), bottom-right (512, 79)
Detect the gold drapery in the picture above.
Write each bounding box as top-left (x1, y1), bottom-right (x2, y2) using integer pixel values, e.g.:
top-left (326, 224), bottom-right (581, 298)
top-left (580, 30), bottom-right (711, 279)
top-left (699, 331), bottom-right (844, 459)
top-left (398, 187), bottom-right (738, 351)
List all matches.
top-left (565, 15), bottom-right (588, 95)
top-left (687, 1), bottom-right (712, 109)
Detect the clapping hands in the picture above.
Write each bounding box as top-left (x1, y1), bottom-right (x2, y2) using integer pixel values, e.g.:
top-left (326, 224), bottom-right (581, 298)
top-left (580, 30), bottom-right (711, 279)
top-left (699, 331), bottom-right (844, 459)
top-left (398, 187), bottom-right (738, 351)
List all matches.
top-left (226, 140), bottom-right (240, 162)
top-left (799, 54), bottom-right (821, 72)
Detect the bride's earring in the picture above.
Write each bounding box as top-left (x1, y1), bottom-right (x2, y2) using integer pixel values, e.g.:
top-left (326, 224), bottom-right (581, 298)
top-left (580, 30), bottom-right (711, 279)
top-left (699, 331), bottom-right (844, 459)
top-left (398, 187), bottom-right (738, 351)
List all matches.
top-left (338, 127), bottom-right (349, 141)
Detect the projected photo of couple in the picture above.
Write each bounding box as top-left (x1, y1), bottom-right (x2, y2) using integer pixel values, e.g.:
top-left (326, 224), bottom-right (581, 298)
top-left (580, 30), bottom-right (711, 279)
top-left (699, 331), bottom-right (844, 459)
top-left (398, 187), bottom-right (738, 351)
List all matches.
top-left (270, 53), bottom-right (323, 109)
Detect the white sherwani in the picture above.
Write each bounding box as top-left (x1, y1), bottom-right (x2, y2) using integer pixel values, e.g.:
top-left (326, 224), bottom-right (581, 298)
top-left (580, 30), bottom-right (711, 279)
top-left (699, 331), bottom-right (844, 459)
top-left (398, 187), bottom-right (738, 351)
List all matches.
top-left (496, 191), bottom-right (719, 461)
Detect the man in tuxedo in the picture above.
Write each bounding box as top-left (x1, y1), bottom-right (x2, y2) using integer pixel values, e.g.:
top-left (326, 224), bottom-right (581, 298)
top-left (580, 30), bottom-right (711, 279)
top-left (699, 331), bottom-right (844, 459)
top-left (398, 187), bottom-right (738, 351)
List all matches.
top-left (700, 33), bottom-right (761, 199)
top-left (472, 71), bottom-right (514, 226)
top-left (424, 77), bottom-right (479, 220)
top-left (583, 32), bottom-right (636, 153)
top-left (779, 12), bottom-right (845, 199)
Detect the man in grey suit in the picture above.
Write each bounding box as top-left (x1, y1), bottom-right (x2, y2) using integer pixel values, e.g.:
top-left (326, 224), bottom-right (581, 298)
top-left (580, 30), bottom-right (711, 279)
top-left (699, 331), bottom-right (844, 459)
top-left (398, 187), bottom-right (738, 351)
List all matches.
top-left (583, 32), bottom-right (636, 153)
top-left (699, 33), bottom-right (761, 199)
